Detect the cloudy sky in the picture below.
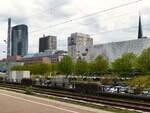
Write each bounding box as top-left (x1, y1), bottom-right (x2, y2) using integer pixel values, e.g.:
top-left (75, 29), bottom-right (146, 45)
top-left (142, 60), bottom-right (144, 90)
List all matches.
top-left (0, 0), bottom-right (150, 59)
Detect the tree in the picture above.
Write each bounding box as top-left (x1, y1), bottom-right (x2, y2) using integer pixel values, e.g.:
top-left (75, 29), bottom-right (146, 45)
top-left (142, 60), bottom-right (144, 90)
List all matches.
top-left (111, 52), bottom-right (137, 77)
top-left (127, 76), bottom-right (150, 94)
top-left (74, 59), bottom-right (88, 76)
top-left (90, 55), bottom-right (108, 75)
top-left (51, 64), bottom-right (57, 75)
top-left (137, 47), bottom-right (150, 74)
top-left (57, 56), bottom-right (74, 76)
top-left (47, 64), bottom-right (57, 76)
top-left (11, 65), bottom-right (23, 71)
top-left (11, 63), bottom-right (55, 78)
top-left (31, 63), bottom-right (49, 76)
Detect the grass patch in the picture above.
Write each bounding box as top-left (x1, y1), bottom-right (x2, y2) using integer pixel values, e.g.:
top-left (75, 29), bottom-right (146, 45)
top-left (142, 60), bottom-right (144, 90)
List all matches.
top-left (24, 86), bottom-right (33, 95)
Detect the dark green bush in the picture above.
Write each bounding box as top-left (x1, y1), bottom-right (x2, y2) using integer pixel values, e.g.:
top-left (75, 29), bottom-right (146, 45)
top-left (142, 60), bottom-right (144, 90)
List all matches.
top-left (25, 86), bottom-right (33, 95)
top-left (0, 76), bottom-right (3, 82)
top-left (21, 78), bottom-right (33, 86)
top-left (74, 82), bottom-right (101, 94)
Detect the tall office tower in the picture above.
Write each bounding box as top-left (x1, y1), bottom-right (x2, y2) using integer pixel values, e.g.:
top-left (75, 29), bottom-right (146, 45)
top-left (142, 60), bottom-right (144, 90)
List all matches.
top-left (68, 32), bottom-right (93, 60)
top-left (39, 35), bottom-right (57, 52)
top-left (11, 24), bottom-right (28, 56)
top-left (138, 15), bottom-right (143, 39)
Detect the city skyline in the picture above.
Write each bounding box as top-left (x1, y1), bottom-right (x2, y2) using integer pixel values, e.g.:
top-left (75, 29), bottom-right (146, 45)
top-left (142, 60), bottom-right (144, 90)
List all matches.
top-left (0, 0), bottom-right (150, 59)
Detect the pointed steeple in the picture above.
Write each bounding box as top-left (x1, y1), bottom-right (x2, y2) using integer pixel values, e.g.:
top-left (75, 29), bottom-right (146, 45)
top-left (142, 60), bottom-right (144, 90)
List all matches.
top-left (138, 14), bottom-right (143, 39)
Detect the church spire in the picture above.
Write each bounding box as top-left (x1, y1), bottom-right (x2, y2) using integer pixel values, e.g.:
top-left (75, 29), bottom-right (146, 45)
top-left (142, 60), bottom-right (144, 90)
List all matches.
top-left (138, 14), bottom-right (143, 39)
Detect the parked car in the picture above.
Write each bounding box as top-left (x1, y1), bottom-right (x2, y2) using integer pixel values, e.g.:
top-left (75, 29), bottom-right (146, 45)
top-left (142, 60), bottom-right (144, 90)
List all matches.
top-left (108, 87), bottom-right (118, 93)
top-left (119, 86), bottom-right (128, 93)
top-left (103, 85), bottom-right (112, 92)
top-left (143, 91), bottom-right (150, 96)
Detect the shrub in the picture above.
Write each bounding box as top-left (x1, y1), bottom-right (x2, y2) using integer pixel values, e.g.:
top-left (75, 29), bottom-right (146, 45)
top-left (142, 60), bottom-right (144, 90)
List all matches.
top-left (74, 81), bottom-right (101, 94)
top-left (21, 78), bottom-right (33, 86)
top-left (25, 86), bottom-right (33, 95)
top-left (0, 76), bottom-right (3, 82)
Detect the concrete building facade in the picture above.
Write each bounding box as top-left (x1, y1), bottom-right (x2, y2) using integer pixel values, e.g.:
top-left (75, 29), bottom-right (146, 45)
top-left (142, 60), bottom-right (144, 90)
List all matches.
top-left (79, 38), bottom-right (150, 63)
top-left (11, 24), bottom-right (28, 56)
top-left (39, 35), bottom-right (57, 52)
top-left (68, 32), bottom-right (93, 60)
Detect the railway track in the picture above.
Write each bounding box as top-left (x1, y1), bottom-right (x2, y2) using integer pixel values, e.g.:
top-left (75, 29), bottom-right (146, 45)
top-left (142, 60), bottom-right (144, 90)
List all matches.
top-left (0, 83), bottom-right (150, 112)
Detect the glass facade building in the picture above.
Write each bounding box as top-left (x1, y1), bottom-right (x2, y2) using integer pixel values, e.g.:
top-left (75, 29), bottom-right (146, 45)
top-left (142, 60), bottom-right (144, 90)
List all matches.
top-left (11, 24), bottom-right (28, 56)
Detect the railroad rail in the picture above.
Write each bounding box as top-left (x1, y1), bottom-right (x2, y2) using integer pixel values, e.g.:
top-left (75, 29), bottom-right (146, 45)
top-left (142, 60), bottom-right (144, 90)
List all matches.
top-left (0, 83), bottom-right (150, 112)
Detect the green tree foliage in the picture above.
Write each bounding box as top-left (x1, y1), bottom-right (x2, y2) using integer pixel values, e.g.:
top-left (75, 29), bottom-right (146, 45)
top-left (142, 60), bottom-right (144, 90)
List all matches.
top-left (33, 63), bottom-right (49, 75)
top-left (11, 63), bottom-right (57, 78)
top-left (137, 47), bottom-right (150, 74)
top-left (57, 56), bottom-right (73, 76)
top-left (49, 64), bottom-right (57, 76)
top-left (11, 65), bottom-right (20, 70)
top-left (88, 61), bottom-right (94, 74)
top-left (111, 53), bottom-right (137, 76)
top-left (127, 76), bottom-right (150, 94)
top-left (74, 59), bottom-right (88, 76)
top-left (101, 76), bottom-right (119, 85)
top-left (90, 55), bottom-right (108, 75)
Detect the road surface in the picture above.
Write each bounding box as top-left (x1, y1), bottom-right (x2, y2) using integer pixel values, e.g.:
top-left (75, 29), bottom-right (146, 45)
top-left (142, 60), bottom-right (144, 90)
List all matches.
top-left (0, 89), bottom-right (113, 113)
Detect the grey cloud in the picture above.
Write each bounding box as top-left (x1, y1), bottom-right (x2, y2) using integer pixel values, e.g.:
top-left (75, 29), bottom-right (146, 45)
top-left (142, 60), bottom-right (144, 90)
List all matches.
top-left (35, 0), bottom-right (75, 20)
top-left (11, 17), bottom-right (28, 25)
top-left (141, 7), bottom-right (150, 14)
top-left (81, 17), bottom-right (106, 33)
top-left (144, 25), bottom-right (150, 31)
top-left (98, 31), bottom-right (137, 44)
top-left (0, 13), bottom-right (28, 25)
top-left (57, 39), bottom-right (67, 50)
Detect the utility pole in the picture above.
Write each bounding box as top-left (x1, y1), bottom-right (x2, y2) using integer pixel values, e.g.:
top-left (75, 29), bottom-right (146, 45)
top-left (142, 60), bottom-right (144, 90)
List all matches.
top-left (6, 18), bottom-right (11, 75)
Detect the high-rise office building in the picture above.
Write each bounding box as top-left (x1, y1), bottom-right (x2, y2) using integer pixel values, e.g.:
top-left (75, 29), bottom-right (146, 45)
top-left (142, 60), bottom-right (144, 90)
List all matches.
top-left (39, 35), bottom-right (57, 52)
top-left (68, 32), bottom-right (93, 60)
top-left (11, 24), bottom-right (28, 56)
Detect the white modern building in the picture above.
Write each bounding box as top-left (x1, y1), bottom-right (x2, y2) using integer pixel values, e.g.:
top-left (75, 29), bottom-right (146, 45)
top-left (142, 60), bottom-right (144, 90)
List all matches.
top-left (68, 32), bottom-right (93, 60)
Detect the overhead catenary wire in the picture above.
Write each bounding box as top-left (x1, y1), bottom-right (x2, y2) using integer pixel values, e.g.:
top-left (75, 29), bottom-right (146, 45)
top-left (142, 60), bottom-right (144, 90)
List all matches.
top-left (29, 0), bottom-right (142, 33)
top-left (91, 23), bottom-right (150, 36)
top-left (39, 9), bottom-right (150, 37)
top-left (26, 23), bottom-right (150, 48)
